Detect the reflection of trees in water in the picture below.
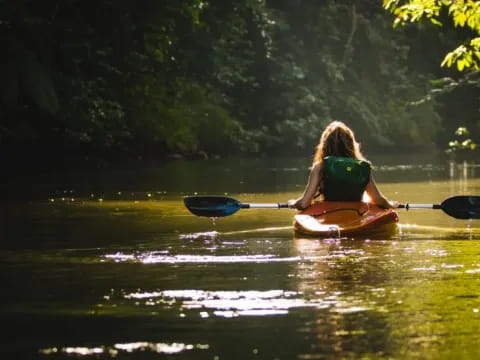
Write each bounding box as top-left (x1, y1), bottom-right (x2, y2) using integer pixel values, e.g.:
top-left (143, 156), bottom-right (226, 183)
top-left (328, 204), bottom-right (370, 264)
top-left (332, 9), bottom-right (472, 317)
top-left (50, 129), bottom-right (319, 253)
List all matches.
top-left (291, 238), bottom-right (394, 358)
top-left (447, 126), bottom-right (478, 188)
top-left (449, 161), bottom-right (479, 194)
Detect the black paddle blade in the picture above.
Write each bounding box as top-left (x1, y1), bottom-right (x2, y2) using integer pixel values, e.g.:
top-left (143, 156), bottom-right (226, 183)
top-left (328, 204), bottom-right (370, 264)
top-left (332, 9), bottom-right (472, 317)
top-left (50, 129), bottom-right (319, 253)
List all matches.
top-left (441, 196), bottom-right (480, 219)
top-left (184, 196), bottom-right (242, 217)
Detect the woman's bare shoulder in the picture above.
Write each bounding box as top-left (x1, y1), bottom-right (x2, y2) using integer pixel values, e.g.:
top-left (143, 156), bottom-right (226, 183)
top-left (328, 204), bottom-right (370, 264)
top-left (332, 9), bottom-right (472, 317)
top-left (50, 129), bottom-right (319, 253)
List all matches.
top-left (310, 163), bottom-right (323, 173)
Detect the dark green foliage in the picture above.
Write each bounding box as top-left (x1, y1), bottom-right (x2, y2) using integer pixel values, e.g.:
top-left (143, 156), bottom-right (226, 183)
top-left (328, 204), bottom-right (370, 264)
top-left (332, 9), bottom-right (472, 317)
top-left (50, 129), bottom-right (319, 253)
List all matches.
top-left (0, 0), bottom-right (477, 159)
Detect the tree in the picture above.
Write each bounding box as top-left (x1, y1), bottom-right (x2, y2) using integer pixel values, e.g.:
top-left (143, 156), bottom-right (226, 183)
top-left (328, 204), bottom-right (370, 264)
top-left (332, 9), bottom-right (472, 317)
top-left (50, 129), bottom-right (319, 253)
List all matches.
top-left (0, 0), bottom-right (466, 162)
top-left (383, 0), bottom-right (480, 71)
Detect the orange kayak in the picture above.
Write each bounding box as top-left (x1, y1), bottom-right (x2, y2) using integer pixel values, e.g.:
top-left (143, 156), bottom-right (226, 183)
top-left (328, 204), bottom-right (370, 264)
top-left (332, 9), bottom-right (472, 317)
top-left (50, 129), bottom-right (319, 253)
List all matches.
top-left (294, 202), bottom-right (399, 238)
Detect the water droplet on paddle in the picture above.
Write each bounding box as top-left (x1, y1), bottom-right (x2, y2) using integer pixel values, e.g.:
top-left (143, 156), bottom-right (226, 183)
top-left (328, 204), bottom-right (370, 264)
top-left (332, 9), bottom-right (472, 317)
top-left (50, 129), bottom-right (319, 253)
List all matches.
top-left (210, 217), bottom-right (217, 226)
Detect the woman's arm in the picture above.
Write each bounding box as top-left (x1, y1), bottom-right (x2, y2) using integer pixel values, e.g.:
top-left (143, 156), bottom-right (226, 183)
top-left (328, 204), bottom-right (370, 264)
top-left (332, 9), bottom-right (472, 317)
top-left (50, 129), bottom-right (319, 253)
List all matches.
top-left (365, 174), bottom-right (398, 209)
top-left (288, 164), bottom-right (322, 210)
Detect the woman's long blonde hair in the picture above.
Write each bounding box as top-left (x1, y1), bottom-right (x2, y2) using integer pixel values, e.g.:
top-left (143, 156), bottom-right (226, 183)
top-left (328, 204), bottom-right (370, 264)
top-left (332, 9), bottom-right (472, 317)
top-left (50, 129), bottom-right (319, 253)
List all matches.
top-left (313, 121), bottom-right (365, 166)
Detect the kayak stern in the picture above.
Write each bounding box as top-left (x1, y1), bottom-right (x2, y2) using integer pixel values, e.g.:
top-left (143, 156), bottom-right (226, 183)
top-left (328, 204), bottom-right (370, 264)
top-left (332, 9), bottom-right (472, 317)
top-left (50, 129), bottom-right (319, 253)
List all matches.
top-left (294, 202), bottom-right (399, 238)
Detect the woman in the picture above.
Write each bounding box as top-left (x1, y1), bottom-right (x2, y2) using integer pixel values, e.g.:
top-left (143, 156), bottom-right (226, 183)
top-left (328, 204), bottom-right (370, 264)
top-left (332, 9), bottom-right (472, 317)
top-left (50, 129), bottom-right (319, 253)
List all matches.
top-left (288, 121), bottom-right (398, 210)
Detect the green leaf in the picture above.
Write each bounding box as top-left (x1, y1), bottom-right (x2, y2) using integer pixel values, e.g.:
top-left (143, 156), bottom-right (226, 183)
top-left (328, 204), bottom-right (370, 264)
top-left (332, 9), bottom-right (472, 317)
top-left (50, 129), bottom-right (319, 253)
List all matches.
top-left (455, 127), bottom-right (469, 136)
top-left (441, 52), bottom-right (454, 67)
top-left (454, 13), bottom-right (467, 27)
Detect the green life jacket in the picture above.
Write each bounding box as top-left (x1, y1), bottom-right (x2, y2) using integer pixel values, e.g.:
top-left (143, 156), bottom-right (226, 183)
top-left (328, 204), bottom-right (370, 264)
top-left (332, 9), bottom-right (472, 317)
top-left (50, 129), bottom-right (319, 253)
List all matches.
top-left (322, 156), bottom-right (371, 201)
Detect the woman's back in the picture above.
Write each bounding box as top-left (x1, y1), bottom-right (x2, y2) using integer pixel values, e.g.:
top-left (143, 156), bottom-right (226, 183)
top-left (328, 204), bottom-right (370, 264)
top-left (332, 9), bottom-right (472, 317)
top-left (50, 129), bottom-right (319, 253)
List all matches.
top-left (289, 121), bottom-right (397, 210)
top-left (322, 156), bottom-right (371, 201)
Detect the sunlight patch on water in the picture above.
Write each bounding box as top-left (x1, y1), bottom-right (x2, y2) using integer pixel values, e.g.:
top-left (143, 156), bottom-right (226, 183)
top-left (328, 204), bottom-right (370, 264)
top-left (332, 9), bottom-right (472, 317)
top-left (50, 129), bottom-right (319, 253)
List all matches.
top-left (119, 289), bottom-right (368, 317)
top-left (328, 249), bottom-right (366, 258)
top-left (412, 266), bottom-right (437, 272)
top-left (425, 249), bottom-right (448, 257)
top-left (398, 223), bottom-right (480, 240)
top-left (223, 226), bottom-right (292, 235)
top-left (179, 231), bottom-right (220, 240)
top-left (334, 306), bottom-right (368, 314)
top-left (127, 289), bottom-right (299, 301)
top-left (376, 164), bottom-right (444, 172)
top-left (39, 342), bottom-right (209, 357)
top-left (441, 263), bottom-right (464, 269)
top-left (215, 309), bottom-right (289, 317)
top-left (103, 252), bottom-right (310, 264)
top-left (177, 227), bottom-right (294, 240)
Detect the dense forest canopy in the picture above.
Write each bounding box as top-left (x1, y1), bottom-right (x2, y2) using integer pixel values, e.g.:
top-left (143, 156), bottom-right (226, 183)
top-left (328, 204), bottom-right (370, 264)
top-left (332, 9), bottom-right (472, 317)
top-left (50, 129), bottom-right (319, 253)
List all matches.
top-left (1, 0), bottom-right (479, 162)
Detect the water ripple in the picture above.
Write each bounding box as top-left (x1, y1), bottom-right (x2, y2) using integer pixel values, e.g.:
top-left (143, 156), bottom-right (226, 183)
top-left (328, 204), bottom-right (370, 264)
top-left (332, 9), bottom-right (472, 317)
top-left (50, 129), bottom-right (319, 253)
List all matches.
top-left (118, 289), bottom-right (366, 317)
top-left (39, 341), bottom-right (209, 357)
top-left (179, 231), bottom-right (220, 240)
top-left (103, 252), bottom-right (310, 264)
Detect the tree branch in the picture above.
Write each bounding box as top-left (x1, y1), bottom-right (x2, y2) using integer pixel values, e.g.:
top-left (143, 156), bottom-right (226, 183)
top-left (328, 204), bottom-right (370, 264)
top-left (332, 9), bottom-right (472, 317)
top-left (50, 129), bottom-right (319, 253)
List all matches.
top-left (342, 3), bottom-right (357, 66)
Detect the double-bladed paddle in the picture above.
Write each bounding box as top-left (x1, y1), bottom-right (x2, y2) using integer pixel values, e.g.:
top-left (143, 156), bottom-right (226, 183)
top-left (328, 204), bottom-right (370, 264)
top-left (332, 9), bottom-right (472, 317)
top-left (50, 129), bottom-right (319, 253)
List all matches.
top-left (184, 195), bottom-right (480, 220)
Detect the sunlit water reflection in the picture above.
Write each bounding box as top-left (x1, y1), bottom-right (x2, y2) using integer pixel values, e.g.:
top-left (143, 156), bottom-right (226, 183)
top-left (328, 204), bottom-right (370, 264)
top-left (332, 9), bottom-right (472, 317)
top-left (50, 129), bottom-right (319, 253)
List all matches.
top-left (103, 252), bottom-right (308, 264)
top-left (39, 341), bottom-right (210, 357)
top-left (2, 157), bottom-right (480, 359)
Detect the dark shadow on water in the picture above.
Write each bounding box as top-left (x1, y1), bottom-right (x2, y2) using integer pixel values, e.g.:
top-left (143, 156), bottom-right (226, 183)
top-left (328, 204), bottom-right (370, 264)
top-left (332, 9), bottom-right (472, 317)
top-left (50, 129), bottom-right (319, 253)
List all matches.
top-left (4, 153), bottom-right (477, 201)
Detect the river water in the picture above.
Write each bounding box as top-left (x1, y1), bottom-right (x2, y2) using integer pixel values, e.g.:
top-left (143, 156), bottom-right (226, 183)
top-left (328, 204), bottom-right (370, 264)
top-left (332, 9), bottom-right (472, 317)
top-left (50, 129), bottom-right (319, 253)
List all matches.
top-left (2, 155), bottom-right (480, 359)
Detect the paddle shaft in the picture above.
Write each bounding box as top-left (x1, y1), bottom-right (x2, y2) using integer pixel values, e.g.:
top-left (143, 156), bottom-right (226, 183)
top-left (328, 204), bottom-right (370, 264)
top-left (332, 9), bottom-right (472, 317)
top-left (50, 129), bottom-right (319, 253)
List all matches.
top-left (240, 203), bottom-right (289, 209)
top-left (243, 203), bottom-right (440, 210)
top-left (398, 203), bottom-right (442, 210)
top-left (244, 203), bottom-right (439, 210)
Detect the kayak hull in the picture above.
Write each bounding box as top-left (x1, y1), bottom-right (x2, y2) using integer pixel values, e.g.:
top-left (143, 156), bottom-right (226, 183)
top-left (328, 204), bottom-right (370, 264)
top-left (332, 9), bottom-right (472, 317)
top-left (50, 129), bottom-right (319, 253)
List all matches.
top-left (294, 202), bottom-right (399, 238)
